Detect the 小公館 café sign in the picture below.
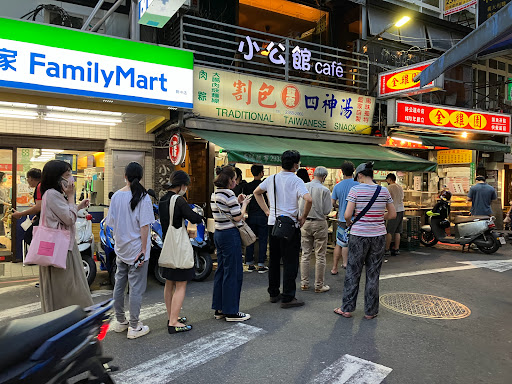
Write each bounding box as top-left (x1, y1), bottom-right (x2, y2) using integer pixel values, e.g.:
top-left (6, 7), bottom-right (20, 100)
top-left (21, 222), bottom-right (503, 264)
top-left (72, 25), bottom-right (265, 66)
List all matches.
top-left (193, 66), bottom-right (375, 134)
top-left (0, 17), bottom-right (193, 108)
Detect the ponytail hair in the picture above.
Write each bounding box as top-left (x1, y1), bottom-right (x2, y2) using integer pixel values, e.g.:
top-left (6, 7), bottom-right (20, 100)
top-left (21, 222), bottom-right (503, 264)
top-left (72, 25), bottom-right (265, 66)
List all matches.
top-left (125, 162), bottom-right (147, 211)
top-left (214, 165), bottom-right (236, 188)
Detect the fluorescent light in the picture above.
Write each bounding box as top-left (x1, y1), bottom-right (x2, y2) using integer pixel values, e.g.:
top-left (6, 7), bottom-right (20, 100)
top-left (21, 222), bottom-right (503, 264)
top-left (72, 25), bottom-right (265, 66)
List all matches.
top-left (391, 136), bottom-right (423, 145)
top-left (0, 113), bottom-right (37, 120)
top-left (394, 16), bottom-right (411, 28)
top-left (46, 113), bottom-right (122, 124)
top-left (0, 101), bottom-right (38, 109)
top-left (0, 108), bottom-right (38, 117)
top-left (43, 117), bottom-right (116, 126)
top-left (46, 106), bottom-right (122, 117)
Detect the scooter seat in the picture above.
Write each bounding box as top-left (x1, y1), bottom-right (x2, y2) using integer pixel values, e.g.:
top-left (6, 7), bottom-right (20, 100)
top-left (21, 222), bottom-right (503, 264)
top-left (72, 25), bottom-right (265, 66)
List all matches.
top-left (453, 215), bottom-right (490, 224)
top-left (0, 305), bottom-right (86, 372)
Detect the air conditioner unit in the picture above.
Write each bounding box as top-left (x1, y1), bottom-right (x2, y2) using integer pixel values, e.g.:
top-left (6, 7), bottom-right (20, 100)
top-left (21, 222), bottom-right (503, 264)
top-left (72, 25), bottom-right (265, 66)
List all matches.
top-left (44, 9), bottom-right (105, 34)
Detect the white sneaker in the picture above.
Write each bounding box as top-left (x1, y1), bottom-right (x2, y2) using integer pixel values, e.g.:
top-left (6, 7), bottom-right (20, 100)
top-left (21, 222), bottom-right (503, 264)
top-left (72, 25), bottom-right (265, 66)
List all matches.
top-left (225, 312), bottom-right (251, 322)
top-left (112, 320), bottom-right (129, 333)
top-left (127, 323), bottom-right (150, 339)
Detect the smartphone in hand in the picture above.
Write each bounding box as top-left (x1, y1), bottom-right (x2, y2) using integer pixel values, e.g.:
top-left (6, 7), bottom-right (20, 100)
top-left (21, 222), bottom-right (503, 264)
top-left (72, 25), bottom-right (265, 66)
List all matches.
top-left (134, 253), bottom-right (145, 268)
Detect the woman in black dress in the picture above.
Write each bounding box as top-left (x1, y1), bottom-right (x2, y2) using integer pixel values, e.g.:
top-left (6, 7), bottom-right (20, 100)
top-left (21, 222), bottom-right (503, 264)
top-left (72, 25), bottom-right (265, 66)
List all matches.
top-left (159, 171), bottom-right (203, 333)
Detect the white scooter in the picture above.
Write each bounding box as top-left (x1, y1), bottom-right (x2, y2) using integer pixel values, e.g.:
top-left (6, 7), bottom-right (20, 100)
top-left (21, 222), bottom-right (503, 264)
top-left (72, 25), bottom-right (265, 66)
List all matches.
top-left (76, 209), bottom-right (96, 286)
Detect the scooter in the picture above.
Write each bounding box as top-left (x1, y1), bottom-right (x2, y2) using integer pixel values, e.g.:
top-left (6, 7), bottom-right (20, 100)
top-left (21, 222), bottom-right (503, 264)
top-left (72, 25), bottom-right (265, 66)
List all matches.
top-left (187, 204), bottom-right (214, 282)
top-left (76, 208), bottom-right (96, 286)
top-left (420, 191), bottom-right (504, 254)
top-left (0, 299), bottom-right (115, 384)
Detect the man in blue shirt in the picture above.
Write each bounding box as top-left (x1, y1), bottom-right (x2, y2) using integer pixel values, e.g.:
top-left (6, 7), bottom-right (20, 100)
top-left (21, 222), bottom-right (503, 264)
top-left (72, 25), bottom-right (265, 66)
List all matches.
top-left (330, 161), bottom-right (358, 275)
top-left (468, 175), bottom-right (497, 216)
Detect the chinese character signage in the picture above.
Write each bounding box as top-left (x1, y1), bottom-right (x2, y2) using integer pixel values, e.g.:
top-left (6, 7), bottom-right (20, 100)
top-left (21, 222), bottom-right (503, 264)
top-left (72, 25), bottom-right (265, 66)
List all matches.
top-left (138, 0), bottom-right (186, 28)
top-left (0, 18), bottom-right (193, 108)
top-left (444, 0), bottom-right (477, 16)
top-left (437, 149), bottom-right (473, 164)
top-left (478, 0), bottom-right (510, 25)
top-left (194, 66), bottom-right (375, 134)
top-left (237, 36), bottom-right (344, 80)
top-left (378, 60), bottom-right (443, 98)
top-left (392, 100), bottom-right (511, 135)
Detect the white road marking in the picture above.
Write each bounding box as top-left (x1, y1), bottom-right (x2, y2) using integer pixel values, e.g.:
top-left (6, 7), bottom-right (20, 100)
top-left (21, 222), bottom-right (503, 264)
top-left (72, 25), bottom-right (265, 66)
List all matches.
top-left (114, 323), bottom-right (265, 384)
top-left (0, 290), bottom-right (113, 322)
top-left (0, 283), bottom-right (35, 296)
top-left (381, 259), bottom-right (512, 280)
top-left (311, 354), bottom-right (392, 384)
top-left (380, 265), bottom-right (477, 280)
top-left (107, 302), bottom-right (167, 332)
top-left (410, 251), bottom-right (429, 255)
top-left (457, 259), bottom-right (512, 273)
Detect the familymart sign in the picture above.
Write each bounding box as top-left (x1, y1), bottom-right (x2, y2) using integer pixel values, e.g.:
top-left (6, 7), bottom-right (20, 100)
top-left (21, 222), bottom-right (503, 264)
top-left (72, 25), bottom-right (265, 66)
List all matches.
top-left (0, 18), bottom-right (193, 108)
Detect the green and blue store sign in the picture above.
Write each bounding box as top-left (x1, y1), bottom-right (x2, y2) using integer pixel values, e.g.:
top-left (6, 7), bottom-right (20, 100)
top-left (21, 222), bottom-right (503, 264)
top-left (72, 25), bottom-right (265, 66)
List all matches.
top-left (0, 18), bottom-right (193, 108)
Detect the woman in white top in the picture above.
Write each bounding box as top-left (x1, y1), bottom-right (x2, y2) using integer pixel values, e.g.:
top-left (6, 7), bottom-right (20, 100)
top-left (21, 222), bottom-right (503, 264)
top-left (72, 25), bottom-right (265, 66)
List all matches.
top-left (210, 166), bottom-right (251, 322)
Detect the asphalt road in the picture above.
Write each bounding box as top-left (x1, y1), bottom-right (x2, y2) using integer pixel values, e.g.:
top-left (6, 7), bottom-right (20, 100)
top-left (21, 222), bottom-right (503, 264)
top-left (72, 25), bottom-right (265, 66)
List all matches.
top-left (1, 245), bottom-right (511, 384)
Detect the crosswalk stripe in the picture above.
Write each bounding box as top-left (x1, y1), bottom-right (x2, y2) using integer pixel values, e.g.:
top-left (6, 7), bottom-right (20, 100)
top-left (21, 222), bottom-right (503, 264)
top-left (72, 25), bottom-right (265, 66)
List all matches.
top-left (114, 323), bottom-right (265, 383)
top-left (0, 290), bottom-right (112, 322)
top-left (107, 302), bottom-right (167, 332)
top-left (311, 354), bottom-right (392, 384)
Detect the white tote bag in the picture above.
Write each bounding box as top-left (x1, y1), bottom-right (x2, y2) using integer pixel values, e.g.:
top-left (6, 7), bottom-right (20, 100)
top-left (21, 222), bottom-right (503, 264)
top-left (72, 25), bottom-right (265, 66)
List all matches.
top-left (158, 195), bottom-right (194, 269)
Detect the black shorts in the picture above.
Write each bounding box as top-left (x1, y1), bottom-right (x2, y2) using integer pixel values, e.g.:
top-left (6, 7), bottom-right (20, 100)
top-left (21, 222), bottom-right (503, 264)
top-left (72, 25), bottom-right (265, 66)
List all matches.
top-left (386, 211), bottom-right (404, 234)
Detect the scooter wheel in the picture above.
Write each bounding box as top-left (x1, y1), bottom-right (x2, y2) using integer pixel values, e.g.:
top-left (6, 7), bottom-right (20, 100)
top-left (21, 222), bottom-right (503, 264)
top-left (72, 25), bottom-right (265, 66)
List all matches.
top-left (476, 238), bottom-right (500, 254)
top-left (420, 230), bottom-right (438, 247)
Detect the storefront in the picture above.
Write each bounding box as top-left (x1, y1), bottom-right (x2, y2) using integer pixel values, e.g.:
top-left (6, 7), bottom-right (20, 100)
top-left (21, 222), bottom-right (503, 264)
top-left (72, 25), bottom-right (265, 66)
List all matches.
top-left (386, 99), bottom-right (512, 224)
top-left (0, 17), bottom-right (193, 262)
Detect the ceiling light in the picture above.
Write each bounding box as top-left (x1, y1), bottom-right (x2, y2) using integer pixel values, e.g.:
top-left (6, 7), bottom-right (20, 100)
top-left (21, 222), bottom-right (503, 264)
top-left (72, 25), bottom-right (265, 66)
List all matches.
top-left (394, 16), bottom-right (411, 28)
top-left (46, 106), bottom-right (122, 117)
top-left (44, 117), bottom-right (117, 126)
top-left (0, 108), bottom-right (38, 116)
top-left (0, 113), bottom-right (38, 120)
top-left (391, 136), bottom-right (423, 145)
top-left (461, 131), bottom-right (468, 138)
top-left (46, 113), bottom-right (122, 124)
top-left (0, 101), bottom-right (38, 109)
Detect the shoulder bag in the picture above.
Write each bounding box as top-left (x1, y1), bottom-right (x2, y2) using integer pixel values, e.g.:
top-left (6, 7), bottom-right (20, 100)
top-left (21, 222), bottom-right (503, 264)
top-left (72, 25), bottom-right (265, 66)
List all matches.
top-left (159, 195), bottom-right (194, 269)
top-left (25, 193), bottom-right (70, 269)
top-left (337, 186), bottom-right (382, 246)
top-left (214, 193), bottom-right (256, 247)
top-left (271, 175), bottom-right (297, 240)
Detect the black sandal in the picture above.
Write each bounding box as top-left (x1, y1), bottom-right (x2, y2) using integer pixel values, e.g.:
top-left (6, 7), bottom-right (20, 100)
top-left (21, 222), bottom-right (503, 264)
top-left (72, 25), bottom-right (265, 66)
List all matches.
top-left (168, 325), bottom-right (193, 334)
top-left (166, 317), bottom-right (187, 327)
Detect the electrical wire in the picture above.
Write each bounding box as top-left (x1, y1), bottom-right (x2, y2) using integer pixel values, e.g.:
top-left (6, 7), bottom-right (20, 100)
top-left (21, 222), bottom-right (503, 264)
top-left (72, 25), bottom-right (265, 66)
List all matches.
top-left (21, 4), bottom-right (75, 28)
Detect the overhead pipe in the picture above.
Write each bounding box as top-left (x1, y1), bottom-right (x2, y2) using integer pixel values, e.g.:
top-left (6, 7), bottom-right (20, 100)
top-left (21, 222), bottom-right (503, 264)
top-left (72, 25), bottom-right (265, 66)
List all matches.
top-left (90, 0), bottom-right (124, 32)
top-left (81, 0), bottom-right (105, 31)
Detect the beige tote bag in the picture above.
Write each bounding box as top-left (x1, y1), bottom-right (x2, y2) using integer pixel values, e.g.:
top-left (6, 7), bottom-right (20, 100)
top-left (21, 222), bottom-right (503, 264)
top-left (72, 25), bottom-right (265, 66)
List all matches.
top-left (158, 195), bottom-right (194, 269)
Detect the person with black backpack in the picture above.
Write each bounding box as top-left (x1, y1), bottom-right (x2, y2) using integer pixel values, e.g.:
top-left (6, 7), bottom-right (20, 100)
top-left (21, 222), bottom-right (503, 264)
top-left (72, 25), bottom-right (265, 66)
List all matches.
top-left (12, 168), bottom-right (42, 245)
top-left (334, 162), bottom-right (396, 320)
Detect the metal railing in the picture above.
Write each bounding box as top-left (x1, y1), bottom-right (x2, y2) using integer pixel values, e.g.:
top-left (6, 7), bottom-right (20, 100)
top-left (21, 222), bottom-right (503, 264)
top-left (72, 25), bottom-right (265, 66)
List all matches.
top-left (175, 14), bottom-right (370, 94)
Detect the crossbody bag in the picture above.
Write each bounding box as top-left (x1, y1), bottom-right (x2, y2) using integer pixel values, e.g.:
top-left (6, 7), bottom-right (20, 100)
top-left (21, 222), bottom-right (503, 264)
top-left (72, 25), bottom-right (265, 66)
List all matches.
top-left (337, 185), bottom-right (382, 246)
top-left (271, 175), bottom-right (297, 240)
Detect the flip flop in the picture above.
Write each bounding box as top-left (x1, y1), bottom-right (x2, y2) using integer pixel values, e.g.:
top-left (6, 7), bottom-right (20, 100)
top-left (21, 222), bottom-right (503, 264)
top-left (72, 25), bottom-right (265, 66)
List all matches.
top-left (364, 314), bottom-right (378, 320)
top-left (330, 271), bottom-right (339, 275)
top-left (334, 308), bottom-right (352, 318)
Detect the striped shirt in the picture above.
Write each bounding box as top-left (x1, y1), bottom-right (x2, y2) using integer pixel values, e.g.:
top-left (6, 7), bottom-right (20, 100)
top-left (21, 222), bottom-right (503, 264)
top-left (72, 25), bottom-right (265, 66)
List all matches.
top-left (347, 184), bottom-right (393, 237)
top-left (211, 189), bottom-right (243, 230)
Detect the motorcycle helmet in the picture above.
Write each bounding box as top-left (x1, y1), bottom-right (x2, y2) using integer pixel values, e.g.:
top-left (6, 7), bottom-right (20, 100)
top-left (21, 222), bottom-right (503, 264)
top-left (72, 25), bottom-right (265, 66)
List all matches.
top-left (439, 219), bottom-right (450, 229)
top-left (440, 190), bottom-right (452, 201)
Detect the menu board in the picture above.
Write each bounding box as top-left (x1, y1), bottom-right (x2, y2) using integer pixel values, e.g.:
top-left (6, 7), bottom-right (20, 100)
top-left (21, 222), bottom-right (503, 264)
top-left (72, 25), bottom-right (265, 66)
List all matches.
top-left (437, 149), bottom-right (473, 164)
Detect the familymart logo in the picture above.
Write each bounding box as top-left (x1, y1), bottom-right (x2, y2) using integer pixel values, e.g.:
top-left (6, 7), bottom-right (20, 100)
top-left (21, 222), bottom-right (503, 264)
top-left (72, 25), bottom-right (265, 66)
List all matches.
top-left (0, 39), bottom-right (192, 108)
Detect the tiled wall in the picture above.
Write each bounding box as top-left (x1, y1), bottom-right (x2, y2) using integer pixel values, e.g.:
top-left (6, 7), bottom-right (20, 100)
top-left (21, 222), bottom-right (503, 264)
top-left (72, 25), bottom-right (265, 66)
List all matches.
top-left (0, 117), bottom-right (155, 196)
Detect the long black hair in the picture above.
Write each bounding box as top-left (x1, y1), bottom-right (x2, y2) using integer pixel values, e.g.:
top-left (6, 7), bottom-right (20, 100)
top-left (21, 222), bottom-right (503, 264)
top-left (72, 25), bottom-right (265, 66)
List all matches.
top-left (41, 160), bottom-right (72, 196)
top-left (125, 162), bottom-right (147, 211)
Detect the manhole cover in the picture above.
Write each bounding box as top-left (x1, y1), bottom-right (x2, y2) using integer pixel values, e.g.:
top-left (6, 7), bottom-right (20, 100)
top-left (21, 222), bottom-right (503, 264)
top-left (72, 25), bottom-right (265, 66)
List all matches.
top-left (380, 293), bottom-right (471, 319)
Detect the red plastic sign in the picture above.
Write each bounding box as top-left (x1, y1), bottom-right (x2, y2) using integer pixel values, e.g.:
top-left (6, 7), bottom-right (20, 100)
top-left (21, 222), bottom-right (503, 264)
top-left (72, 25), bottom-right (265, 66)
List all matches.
top-left (378, 61), bottom-right (438, 98)
top-left (395, 101), bottom-right (511, 135)
top-left (169, 134), bottom-right (186, 165)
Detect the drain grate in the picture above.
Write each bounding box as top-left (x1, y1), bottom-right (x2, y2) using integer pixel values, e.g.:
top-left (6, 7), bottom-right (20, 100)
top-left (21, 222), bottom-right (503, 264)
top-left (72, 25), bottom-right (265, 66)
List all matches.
top-left (380, 293), bottom-right (471, 319)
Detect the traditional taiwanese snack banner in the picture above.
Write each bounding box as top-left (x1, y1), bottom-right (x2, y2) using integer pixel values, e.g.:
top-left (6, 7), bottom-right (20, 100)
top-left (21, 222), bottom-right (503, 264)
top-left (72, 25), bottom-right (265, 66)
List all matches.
top-left (193, 66), bottom-right (375, 135)
top-left (396, 100), bottom-right (511, 135)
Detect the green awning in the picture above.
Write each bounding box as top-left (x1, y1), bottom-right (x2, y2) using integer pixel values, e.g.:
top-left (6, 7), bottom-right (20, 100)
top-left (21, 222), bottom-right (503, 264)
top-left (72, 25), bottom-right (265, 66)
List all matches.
top-left (192, 129), bottom-right (437, 172)
top-left (420, 135), bottom-right (511, 153)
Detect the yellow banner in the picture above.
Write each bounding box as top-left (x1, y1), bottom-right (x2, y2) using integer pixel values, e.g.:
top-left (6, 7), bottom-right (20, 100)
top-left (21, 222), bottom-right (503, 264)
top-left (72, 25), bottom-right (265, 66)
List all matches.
top-left (437, 149), bottom-right (473, 164)
top-left (193, 66), bottom-right (375, 135)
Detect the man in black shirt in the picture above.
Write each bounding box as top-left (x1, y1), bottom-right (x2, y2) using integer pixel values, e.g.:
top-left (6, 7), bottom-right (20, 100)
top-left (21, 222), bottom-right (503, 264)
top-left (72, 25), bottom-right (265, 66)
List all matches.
top-left (243, 165), bottom-right (269, 273)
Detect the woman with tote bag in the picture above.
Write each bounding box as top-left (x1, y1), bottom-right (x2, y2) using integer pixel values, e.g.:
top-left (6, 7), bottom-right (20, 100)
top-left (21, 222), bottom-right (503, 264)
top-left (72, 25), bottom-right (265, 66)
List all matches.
top-left (210, 166), bottom-right (252, 322)
top-left (158, 171), bottom-right (203, 334)
top-left (38, 160), bottom-right (93, 313)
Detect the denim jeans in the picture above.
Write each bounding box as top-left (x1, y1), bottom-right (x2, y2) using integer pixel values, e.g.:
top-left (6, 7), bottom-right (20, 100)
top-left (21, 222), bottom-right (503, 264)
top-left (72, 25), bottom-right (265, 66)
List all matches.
top-left (268, 226), bottom-right (301, 303)
top-left (245, 215), bottom-right (269, 266)
top-left (212, 227), bottom-right (243, 315)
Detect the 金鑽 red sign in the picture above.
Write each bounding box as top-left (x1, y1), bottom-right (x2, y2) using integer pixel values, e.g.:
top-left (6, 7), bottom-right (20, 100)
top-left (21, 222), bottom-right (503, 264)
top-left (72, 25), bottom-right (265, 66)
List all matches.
top-left (378, 60), bottom-right (442, 98)
top-left (394, 100), bottom-right (511, 135)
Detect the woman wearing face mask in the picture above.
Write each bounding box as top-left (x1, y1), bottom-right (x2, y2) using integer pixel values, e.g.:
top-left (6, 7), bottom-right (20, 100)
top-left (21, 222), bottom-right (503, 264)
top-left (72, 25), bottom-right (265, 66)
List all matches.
top-left (159, 171), bottom-right (203, 334)
top-left (38, 160), bottom-right (93, 312)
top-left (211, 166), bottom-right (252, 322)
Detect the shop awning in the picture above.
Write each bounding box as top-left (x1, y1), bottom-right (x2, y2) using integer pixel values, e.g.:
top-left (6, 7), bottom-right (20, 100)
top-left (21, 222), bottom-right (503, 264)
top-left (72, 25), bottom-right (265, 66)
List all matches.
top-left (420, 135), bottom-right (511, 153)
top-left (192, 129), bottom-right (437, 172)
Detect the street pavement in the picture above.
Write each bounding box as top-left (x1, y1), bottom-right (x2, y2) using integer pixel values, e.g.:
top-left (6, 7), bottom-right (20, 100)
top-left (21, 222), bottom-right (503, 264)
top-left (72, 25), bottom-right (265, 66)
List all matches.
top-left (1, 245), bottom-right (511, 384)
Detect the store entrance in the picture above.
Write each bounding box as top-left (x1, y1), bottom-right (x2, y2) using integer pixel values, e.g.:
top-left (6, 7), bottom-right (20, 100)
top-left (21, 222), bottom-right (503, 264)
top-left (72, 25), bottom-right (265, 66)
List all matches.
top-left (0, 149), bottom-right (13, 261)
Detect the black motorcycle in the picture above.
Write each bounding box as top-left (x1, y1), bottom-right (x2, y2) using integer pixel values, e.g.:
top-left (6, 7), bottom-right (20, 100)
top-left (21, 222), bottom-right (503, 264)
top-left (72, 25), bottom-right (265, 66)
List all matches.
top-left (0, 299), bottom-right (115, 384)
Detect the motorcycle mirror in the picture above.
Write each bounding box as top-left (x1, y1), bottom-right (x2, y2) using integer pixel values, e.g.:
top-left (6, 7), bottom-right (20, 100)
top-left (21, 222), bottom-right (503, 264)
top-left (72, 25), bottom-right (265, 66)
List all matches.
top-left (147, 189), bottom-right (156, 199)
